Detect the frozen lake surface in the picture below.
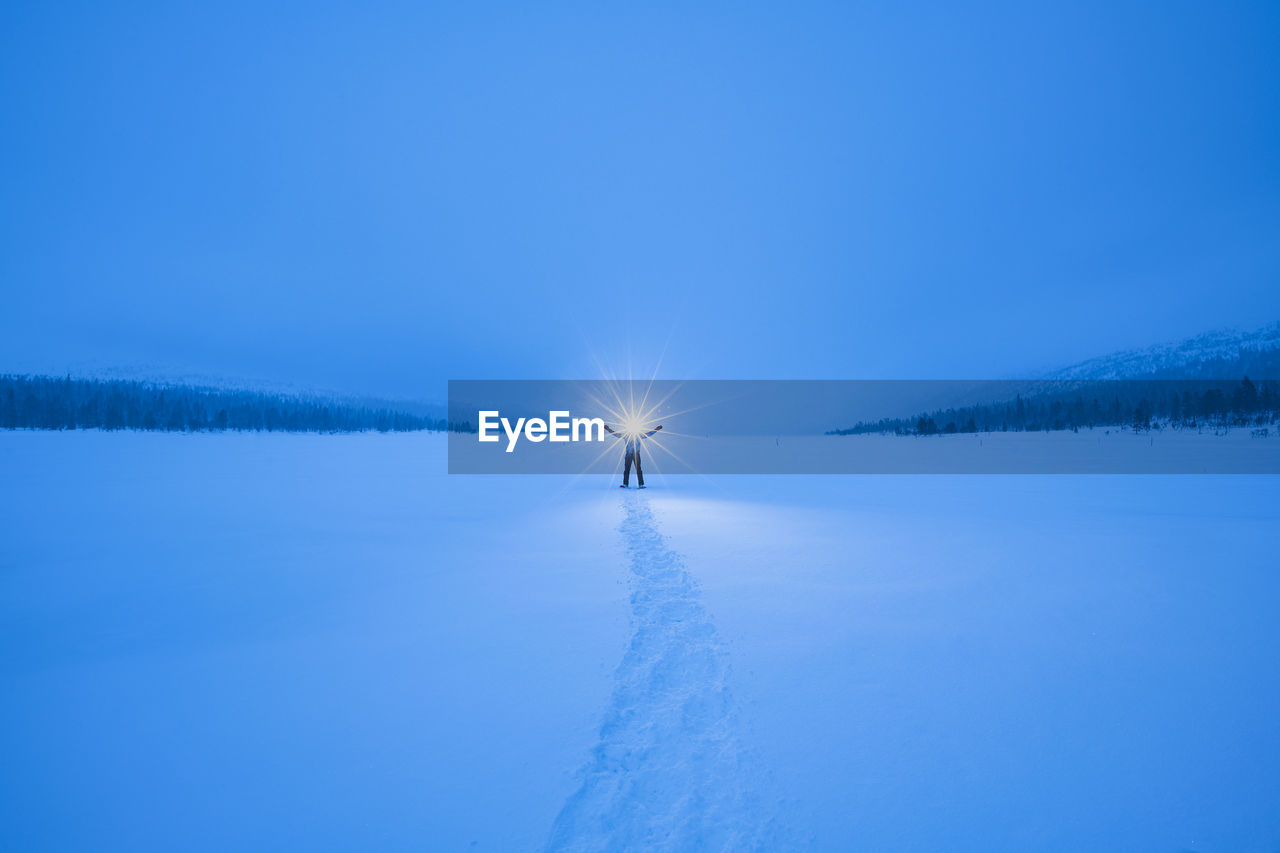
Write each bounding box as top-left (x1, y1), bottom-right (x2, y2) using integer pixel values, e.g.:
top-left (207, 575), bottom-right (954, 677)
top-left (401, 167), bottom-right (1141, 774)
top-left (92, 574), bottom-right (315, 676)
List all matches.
top-left (2, 431), bottom-right (1279, 850)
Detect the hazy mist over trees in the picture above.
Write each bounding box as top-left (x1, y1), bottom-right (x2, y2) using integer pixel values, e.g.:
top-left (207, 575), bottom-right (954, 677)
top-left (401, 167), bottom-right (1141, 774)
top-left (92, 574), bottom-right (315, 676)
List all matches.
top-left (1, 375), bottom-right (453, 433)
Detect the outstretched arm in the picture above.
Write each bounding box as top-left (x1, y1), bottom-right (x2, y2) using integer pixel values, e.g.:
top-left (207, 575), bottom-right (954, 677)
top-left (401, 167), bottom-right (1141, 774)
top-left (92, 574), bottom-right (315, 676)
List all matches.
top-left (645, 425), bottom-right (663, 437)
top-left (604, 424), bottom-right (615, 434)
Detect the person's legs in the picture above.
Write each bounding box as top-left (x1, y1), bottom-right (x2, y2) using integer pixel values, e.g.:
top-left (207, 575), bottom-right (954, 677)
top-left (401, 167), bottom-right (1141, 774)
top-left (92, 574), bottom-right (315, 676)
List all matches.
top-left (623, 451), bottom-right (634, 486)
top-left (634, 450), bottom-right (644, 486)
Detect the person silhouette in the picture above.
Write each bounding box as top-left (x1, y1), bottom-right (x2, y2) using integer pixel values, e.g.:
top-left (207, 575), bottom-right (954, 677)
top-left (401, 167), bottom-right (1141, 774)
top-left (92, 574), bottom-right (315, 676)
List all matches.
top-left (603, 423), bottom-right (662, 488)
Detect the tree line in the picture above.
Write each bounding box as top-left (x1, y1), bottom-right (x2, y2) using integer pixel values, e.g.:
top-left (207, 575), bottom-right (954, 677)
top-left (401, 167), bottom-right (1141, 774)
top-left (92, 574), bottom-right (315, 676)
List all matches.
top-left (1, 375), bottom-right (458, 433)
top-left (829, 378), bottom-right (1280, 436)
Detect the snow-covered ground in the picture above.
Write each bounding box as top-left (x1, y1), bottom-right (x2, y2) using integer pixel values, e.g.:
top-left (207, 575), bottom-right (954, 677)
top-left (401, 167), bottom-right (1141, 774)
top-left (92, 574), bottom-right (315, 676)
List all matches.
top-left (2, 431), bottom-right (1279, 851)
top-left (452, 427), bottom-right (1280, 474)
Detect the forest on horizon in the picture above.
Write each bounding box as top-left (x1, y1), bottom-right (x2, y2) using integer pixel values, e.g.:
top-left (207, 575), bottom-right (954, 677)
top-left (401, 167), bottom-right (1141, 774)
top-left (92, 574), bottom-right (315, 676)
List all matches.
top-left (0, 375), bottom-right (456, 433)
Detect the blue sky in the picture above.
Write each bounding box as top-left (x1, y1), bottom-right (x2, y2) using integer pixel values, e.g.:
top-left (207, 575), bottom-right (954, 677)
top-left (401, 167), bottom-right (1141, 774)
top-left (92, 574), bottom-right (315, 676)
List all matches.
top-left (2, 1), bottom-right (1278, 398)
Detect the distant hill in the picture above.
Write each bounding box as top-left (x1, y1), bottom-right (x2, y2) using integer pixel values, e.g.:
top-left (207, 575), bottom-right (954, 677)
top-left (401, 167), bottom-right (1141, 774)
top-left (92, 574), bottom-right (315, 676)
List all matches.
top-left (1048, 321), bottom-right (1280, 380)
top-left (0, 375), bottom-right (456, 433)
top-left (0, 359), bottom-right (447, 420)
top-left (830, 322), bottom-right (1280, 436)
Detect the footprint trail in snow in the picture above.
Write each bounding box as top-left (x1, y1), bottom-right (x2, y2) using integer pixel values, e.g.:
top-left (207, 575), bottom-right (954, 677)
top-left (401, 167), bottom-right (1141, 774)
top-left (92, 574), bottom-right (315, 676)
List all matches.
top-left (546, 494), bottom-right (785, 852)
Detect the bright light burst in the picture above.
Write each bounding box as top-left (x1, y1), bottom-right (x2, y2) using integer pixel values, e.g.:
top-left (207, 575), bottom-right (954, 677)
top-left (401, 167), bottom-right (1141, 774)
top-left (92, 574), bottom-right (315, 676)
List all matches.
top-left (576, 372), bottom-right (709, 486)
top-left (620, 414), bottom-right (648, 437)
top-left (567, 326), bottom-right (728, 486)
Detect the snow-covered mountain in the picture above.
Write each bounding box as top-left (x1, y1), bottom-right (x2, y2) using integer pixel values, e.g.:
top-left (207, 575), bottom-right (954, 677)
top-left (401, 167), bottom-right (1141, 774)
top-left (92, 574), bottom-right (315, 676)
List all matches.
top-left (1048, 321), bottom-right (1280, 380)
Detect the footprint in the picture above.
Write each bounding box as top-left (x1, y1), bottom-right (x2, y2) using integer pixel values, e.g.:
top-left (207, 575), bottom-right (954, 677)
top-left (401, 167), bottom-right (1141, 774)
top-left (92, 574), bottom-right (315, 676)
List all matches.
top-left (545, 496), bottom-right (785, 852)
